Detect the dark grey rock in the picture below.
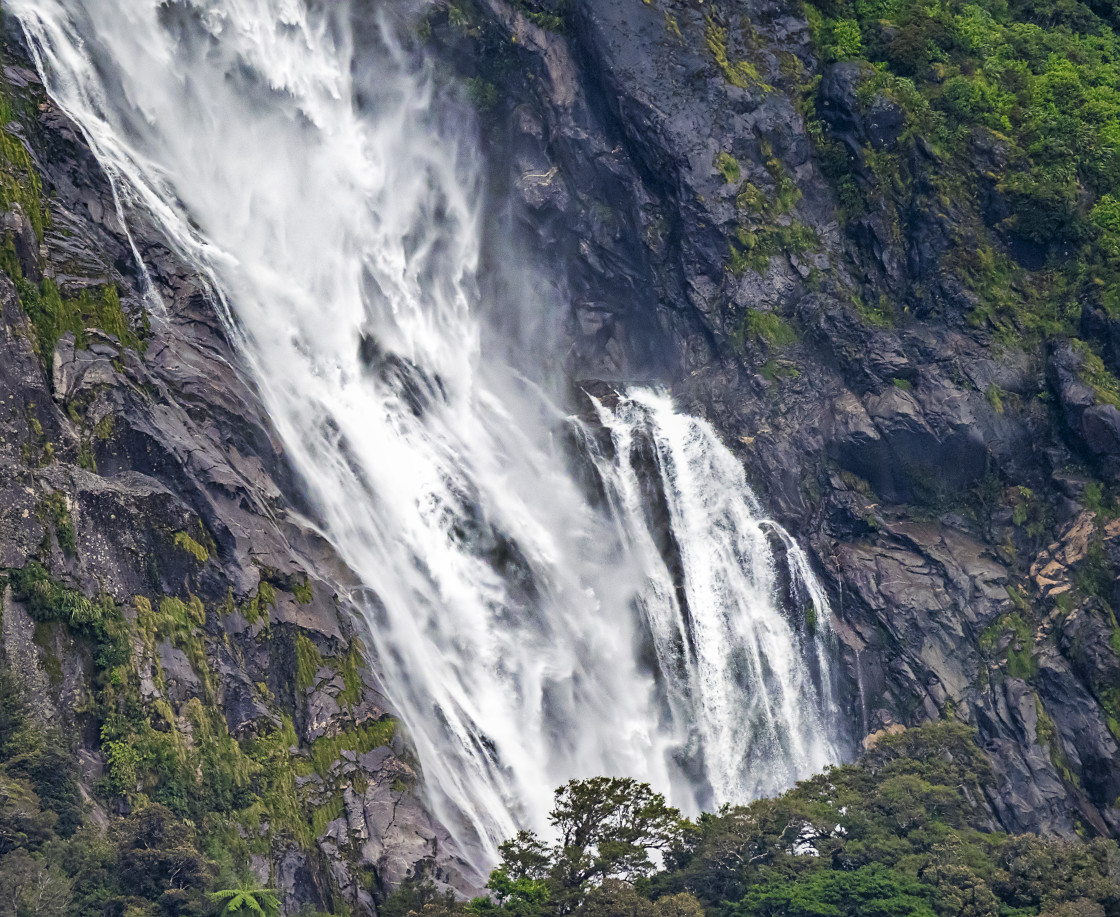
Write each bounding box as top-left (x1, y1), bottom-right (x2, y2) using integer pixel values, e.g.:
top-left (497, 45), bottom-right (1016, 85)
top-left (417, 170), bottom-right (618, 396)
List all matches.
top-left (453, 0), bottom-right (1120, 839)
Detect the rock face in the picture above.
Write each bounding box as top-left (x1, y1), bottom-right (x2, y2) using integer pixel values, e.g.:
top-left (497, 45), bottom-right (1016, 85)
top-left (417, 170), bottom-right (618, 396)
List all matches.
top-left (428, 0), bottom-right (1120, 838)
top-left (5, 0), bottom-right (1120, 909)
top-left (0, 27), bottom-right (474, 914)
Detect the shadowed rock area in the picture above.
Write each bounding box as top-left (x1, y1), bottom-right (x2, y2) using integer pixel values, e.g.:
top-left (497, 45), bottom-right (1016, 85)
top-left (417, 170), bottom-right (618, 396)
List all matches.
top-left (0, 21), bottom-right (475, 915)
top-left (432, 0), bottom-right (1120, 839)
top-left (4, 0), bottom-right (1120, 914)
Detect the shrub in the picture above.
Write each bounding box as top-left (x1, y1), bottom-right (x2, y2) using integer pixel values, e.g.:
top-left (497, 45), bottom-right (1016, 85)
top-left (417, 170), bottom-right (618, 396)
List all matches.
top-left (716, 152), bottom-right (742, 184)
top-left (829, 19), bottom-right (864, 60)
top-left (744, 310), bottom-right (798, 347)
top-left (173, 531), bottom-right (209, 564)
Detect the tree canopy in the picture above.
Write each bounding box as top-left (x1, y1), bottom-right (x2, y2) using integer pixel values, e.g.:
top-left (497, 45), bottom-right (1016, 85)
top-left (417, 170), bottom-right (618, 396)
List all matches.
top-left (386, 724), bottom-right (1120, 917)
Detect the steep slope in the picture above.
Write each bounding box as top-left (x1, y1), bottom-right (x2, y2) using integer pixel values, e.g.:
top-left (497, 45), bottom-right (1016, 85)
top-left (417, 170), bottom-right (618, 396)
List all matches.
top-left (4, 0), bottom-right (1120, 914)
top-left (427, 0), bottom-right (1120, 837)
top-left (0, 21), bottom-right (474, 915)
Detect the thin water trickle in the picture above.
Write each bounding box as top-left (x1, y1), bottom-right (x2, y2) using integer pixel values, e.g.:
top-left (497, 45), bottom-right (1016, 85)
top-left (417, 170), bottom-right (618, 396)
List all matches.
top-left (12, 0), bottom-right (843, 870)
top-left (856, 648), bottom-right (870, 740)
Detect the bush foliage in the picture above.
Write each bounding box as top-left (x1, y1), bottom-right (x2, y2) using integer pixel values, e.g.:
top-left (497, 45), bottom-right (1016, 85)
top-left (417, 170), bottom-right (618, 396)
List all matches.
top-left (386, 724), bottom-right (1120, 917)
top-left (806, 0), bottom-right (1120, 344)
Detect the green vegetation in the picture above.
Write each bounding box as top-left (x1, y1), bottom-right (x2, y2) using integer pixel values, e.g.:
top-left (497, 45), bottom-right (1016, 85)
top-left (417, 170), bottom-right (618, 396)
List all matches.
top-left (463, 776), bottom-right (688, 917)
top-left (807, 7), bottom-right (865, 63)
top-left (0, 68), bottom-right (146, 373)
top-left (0, 555), bottom-right (382, 912)
top-left (410, 724), bottom-right (1120, 917)
top-left (295, 631), bottom-right (365, 711)
top-left (295, 633), bottom-right (324, 691)
top-left (758, 359), bottom-right (801, 382)
top-left (1010, 485), bottom-right (1048, 538)
top-left (0, 33), bottom-right (401, 917)
top-left (8, 563), bottom-right (128, 667)
top-left (210, 878), bottom-right (281, 917)
top-left (729, 223), bottom-right (819, 276)
top-left (732, 310), bottom-right (799, 354)
top-left (735, 142), bottom-right (803, 221)
top-left (1082, 480), bottom-right (1112, 515)
top-left (804, 0), bottom-right (1120, 346)
top-left (851, 292), bottom-right (896, 327)
top-left (293, 578), bottom-right (313, 605)
top-left (336, 642), bottom-right (364, 709)
top-left (804, 603), bottom-right (819, 632)
top-left (306, 719), bottom-right (396, 777)
top-left (464, 77), bottom-right (499, 113)
top-left (310, 793), bottom-right (346, 840)
top-left (157, 594), bottom-right (207, 630)
top-left (1073, 338), bottom-right (1120, 407)
top-left (16, 279), bottom-right (145, 370)
top-left (979, 611), bottom-right (1037, 678)
top-left (175, 530), bottom-right (211, 565)
top-left (1076, 531), bottom-right (1116, 601)
top-left (0, 84), bottom-right (49, 242)
top-left (705, 18), bottom-right (769, 91)
top-left (38, 492), bottom-right (75, 557)
top-left (5, 562), bottom-right (1120, 917)
top-left (727, 143), bottom-right (817, 278)
top-left (22, 406), bottom-right (54, 467)
top-left (0, 665), bottom-right (83, 840)
top-left (716, 152), bottom-right (741, 184)
top-left (0, 629), bottom-right (220, 916)
top-left (241, 580), bottom-right (276, 624)
top-left (986, 384), bottom-right (1004, 413)
top-left (511, 0), bottom-right (566, 32)
top-left (665, 12), bottom-right (684, 44)
top-left (746, 310), bottom-right (797, 346)
top-left (446, 3), bottom-right (472, 33)
top-left (93, 413), bottom-right (115, 441)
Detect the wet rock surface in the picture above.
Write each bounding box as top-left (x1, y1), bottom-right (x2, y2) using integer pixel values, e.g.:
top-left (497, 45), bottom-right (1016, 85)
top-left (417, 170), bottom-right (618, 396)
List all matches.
top-left (0, 26), bottom-right (476, 914)
top-left (5, 0), bottom-right (1120, 909)
top-left (436, 0), bottom-right (1120, 838)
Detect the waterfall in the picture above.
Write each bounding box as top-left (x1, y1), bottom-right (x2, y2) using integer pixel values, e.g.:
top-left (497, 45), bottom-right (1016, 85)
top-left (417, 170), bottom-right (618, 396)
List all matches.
top-left (587, 389), bottom-right (839, 807)
top-left (11, 0), bottom-right (842, 868)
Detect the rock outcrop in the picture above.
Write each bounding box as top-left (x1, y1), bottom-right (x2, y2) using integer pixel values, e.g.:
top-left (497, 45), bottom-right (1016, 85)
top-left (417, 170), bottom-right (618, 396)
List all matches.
top-left (429, 0), bottom-right (1120, 837)
top-left (5, 0), bottom-right (1120, 910)
top-left (0, 25), bottom-right (474, 914)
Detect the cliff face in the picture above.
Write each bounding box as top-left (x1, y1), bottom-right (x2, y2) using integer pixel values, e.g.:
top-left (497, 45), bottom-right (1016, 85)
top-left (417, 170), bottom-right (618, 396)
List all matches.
top-left (4, 0), bottom-right (1120, 914)
top-left (428, 0), bottom-right (1120, 839)
top-left (0, 23), bottom-right (473, 916)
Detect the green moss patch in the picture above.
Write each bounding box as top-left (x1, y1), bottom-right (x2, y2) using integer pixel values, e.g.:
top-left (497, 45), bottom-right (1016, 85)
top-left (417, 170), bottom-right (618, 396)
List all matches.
top-left (306, 719), bottom-right (396, 777)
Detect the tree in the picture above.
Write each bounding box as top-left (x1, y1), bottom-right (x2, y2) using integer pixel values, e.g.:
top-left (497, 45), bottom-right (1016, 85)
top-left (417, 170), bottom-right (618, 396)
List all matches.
top-left (732, 865), bottom-right (937, 917)
top-left (576, 880), bottom-right (655, 917)
top-left (0, 850), bottom-right (72, 917)
top-left (651, 894), bottom-right (704, 917)
top-left (208, 878), bottom-right (280, 917)
top-left (481, 778), bottom-right (691, 915)
top-left (921, 837), bottom-right (999, 917)
top-left (550, 778), bottom-right (689, 889)
top-left (381, 877), bottom-right (460, 917)
top-left (828, 19), bottom-right (863, 60)
top-left (0, 776), bottom-right (55, 858)
top-left (114, 805), bottom-right (212, 905)
top-left (470, 868), bottom-right (551, 917)
top-left (497, 831), bottom-right (552, 882)
top-left (0, 672), bottom-right (26, 759)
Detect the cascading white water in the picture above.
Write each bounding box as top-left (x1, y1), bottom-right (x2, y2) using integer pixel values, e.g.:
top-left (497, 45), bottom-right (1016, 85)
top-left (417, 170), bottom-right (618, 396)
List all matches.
top-left (589, 390), bottom-right (839, 807)
top-left (11, 0), bottom-right (842, 869)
